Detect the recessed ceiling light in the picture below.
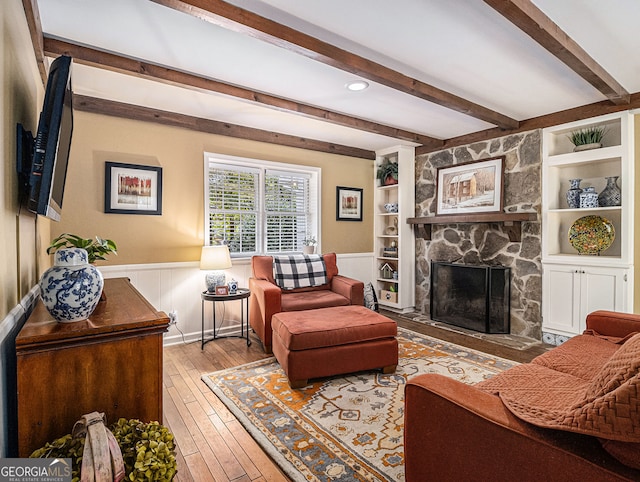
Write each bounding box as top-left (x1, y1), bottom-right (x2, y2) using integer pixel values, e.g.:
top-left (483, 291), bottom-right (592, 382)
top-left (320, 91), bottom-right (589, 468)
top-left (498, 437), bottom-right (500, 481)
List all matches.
top-left (346, 80), bottom-right (369, 92)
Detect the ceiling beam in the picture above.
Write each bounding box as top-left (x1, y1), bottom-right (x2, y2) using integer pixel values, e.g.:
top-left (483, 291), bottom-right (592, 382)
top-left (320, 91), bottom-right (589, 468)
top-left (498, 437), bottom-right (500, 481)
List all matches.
top-left (44, 38), bottom-right (441, 149)
top-left (416, 91), bottom-right (640, 156)
top-left (21, 0), bottom-right (47, 84)
top-left (150, 0), bottom-right (520, 130)
top-left (484, 0), bottom-right (630, 105)
top-left (73, 94), bottom-right (376, 159)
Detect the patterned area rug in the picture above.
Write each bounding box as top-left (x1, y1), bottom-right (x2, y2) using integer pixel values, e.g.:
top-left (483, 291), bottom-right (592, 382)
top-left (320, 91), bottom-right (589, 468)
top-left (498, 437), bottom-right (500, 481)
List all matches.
top-left (202, 328), bottom-right (517, 481)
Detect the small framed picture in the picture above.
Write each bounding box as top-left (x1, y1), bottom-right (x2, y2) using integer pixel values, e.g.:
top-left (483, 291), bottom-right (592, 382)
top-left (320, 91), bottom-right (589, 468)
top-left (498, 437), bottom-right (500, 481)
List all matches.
top-left (215, 285), bottom-right (229, 296)
top-left (105, 161), bottom-right (163, 215)
top-left (336, 186), bottom-right (363, 221)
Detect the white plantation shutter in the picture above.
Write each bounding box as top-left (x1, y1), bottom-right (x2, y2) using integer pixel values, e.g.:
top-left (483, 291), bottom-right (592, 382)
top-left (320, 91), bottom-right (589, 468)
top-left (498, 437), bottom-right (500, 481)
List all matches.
top-left (207, 164), bottom-right (259, 254)
top-left (205, 155), bottom-right (319, 256)
top-left (265, 170), bottom-right (310, 253)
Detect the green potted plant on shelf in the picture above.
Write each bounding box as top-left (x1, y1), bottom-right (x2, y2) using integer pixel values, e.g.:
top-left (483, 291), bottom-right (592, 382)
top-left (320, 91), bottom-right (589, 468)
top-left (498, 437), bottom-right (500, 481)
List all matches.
top-left (568, 126), bottom-right (607, 152)
top-left (47, 233), bottom-right (118, 263)
top-left (376, 159), bottom-right (398, 186)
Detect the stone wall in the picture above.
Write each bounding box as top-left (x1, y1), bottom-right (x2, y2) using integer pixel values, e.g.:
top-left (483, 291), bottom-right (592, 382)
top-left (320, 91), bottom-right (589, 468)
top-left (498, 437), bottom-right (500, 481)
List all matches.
top-left (415, 130), bottom-right (542, 339)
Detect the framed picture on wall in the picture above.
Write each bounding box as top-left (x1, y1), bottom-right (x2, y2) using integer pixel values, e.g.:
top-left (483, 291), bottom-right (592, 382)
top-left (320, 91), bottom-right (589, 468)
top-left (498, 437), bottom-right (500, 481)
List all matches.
top-left (105, 162), bottom-right (163, 215)
top-left (435, 156), bottom-right (504, 216)
top-left (336, 186), bottom-right (363, 221)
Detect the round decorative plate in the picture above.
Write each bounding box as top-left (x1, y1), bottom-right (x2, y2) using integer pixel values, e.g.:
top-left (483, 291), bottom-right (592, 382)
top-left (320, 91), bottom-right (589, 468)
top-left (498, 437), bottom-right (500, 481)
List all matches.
top-left (568, 215), bottom-right (615, 255)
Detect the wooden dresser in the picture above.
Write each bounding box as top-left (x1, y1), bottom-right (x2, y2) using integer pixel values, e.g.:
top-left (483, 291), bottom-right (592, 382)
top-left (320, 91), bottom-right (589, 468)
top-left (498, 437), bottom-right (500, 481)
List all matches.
top-left (16, 277), bottom-right (169, 456)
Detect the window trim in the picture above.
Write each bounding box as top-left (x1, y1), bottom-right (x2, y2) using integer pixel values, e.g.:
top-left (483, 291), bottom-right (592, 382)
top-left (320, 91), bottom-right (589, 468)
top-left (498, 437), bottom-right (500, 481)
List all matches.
top-left (204, 152), bottom-right (321, 258)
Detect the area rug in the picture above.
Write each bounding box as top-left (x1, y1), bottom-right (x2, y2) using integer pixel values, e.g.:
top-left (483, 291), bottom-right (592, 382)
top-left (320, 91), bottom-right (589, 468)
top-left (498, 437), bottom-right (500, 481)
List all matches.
top-left (202, 328), bottom-right (517, 481)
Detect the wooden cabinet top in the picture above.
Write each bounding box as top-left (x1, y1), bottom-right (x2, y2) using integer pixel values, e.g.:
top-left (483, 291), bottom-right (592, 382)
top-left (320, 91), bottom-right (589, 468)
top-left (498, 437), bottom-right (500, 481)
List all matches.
top-left (16, 277), bottom-right (169, 351)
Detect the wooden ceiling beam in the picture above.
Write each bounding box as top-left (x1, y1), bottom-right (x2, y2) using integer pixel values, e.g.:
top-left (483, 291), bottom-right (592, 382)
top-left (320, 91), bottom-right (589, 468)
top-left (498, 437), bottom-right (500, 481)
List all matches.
top-left (21, 0), bottom-right (47, 84)
top-left (73, 95), bottom-right (376, 159)
top-left (150, 0), bottom-right (520, 130)
top-left (416, 92), bottom-right (640, 156)
top-left (44, 38), bottom-right (441, 149)
top-left (484, 0), bottom-right (630, 105)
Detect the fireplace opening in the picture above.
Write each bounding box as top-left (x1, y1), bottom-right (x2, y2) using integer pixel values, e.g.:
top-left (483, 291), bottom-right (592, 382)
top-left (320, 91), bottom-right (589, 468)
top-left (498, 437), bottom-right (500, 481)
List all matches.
top-left (430, 262), bottom-right (510, 334)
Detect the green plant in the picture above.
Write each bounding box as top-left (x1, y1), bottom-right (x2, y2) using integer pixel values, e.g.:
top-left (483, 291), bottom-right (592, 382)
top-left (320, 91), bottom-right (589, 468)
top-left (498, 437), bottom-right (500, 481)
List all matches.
top-left (47, 233), bottom-right (117, 263)
top-left (30, 418), bottom-right (177, 482)
top-left (376, 159), bottom-right (398, 184)
top-left (111, 418), bottom-right (177, 481)
top-left (303, 235), bottom-right (317, 246)
top-left (567, 126), bottom-right (607, 146)
top-left (30, 434), bottom-right (84, 481)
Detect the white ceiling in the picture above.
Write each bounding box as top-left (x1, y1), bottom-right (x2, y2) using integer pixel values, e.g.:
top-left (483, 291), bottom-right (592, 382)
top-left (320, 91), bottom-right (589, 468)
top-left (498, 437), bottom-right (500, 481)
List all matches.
top-left (35, 0), bottom-right (640, 152)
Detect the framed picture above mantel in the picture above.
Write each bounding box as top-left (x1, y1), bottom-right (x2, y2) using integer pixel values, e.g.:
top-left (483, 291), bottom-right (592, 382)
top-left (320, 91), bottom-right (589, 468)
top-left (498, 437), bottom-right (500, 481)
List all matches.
top-left (435, 156), bottom-right (504, 216)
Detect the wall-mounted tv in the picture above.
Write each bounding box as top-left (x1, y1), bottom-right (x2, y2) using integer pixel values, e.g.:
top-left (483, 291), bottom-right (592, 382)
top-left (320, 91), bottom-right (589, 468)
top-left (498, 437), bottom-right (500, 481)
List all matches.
top-left (20, 55), bottom-right (74, 221)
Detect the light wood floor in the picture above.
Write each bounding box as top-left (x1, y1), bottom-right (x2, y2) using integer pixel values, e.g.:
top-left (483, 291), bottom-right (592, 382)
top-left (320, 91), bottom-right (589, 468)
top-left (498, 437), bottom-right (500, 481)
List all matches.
top-left (162, 313), bottom-right (549, 481)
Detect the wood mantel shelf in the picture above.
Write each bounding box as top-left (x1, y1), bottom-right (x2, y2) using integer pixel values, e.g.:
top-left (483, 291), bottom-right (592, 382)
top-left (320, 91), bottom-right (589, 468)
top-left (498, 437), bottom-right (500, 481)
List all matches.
top-left (407, 212), bottom-right (538, 242)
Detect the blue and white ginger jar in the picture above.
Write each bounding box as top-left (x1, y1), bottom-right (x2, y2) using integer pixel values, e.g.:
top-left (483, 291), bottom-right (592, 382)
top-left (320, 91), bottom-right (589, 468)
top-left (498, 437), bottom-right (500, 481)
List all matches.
top-left (579, 186), bottom-right (599, 209)
top-left (39, 247), bottom-right (104, 322)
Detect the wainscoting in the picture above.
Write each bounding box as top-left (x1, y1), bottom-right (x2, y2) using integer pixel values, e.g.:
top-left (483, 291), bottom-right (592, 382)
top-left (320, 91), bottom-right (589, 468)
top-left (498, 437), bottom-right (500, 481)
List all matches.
top-left (99, 253), bottom-right (375, 346)
top-left (0, 285), bottom-right (39, 457)
top-left (0, 253), bottom-right (372, 456)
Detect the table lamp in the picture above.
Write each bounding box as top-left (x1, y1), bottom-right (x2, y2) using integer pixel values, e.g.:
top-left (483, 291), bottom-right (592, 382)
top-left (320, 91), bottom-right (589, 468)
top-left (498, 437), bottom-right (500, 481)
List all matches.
top-left (200, 245), bottom-right (232, 292)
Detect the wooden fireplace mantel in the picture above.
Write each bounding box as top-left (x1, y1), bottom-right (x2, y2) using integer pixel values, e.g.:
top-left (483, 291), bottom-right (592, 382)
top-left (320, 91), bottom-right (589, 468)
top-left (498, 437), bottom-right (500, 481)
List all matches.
top-left (407, 212), bottom-right (538, 242)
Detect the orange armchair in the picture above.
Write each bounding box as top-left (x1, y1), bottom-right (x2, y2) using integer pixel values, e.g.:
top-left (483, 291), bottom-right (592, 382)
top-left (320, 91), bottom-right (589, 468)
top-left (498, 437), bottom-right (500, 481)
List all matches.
top-left (249, 253), bottom-right (364, 353)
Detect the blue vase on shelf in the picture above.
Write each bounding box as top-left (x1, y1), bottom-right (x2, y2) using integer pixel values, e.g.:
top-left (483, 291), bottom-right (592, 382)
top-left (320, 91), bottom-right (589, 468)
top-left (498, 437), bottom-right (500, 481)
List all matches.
top-left (565, 178), bottom-right (582, 209)
top-left (579, 186), bottom-right (599, 209)
top-left (598, 176), bottom-right (621, 207)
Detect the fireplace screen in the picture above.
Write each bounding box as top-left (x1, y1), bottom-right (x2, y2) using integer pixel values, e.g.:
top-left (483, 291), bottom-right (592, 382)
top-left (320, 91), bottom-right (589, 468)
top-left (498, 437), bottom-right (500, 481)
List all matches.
top-left (430, 262), bottom-right (510, 334)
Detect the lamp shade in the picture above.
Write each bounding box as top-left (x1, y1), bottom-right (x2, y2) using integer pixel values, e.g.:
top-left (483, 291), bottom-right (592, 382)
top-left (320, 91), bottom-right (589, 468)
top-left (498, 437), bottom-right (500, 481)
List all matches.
top-left (200, 245), bottom-right (232, 270)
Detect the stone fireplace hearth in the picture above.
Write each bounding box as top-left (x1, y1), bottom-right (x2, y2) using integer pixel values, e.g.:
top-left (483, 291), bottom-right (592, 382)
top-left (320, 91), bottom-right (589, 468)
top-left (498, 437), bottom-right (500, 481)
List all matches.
top-left (415, 130), bottom-right (542, 340)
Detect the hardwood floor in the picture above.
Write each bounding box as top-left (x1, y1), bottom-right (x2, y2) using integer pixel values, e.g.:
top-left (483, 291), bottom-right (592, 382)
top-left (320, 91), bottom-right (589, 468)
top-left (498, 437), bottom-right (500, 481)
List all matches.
top-left (162, 311), bottom-right (549, 481)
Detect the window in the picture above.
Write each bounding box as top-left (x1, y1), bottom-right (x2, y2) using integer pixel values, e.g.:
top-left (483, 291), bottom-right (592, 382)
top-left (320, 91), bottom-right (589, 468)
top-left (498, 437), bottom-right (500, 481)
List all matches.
top-left (205, 153), bottom-right (320, 256)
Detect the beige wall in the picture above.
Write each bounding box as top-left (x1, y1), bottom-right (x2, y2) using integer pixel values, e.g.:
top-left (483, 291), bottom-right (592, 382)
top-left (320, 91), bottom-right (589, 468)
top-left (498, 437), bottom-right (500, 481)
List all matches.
top-left (52, 112), bottom-right (374, 265)
top-left (1, 0), bottom-right (49, 319)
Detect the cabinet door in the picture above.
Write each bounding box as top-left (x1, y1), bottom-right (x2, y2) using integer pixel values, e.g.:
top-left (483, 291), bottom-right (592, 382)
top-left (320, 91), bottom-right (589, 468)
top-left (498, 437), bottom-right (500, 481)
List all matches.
top-left (542, 264), bottom-right (581, 336)
top-left (578, 266), bottom-right (628, 332)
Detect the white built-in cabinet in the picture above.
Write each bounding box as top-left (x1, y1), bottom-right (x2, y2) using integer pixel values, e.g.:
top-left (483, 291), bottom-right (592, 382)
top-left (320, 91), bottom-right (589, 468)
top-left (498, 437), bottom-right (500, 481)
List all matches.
top-left (542, 264), bottom-right (629, 336)
top-left (373, 145), bottom-right (415, 312)
top-left (542, 112), bottom-right (634, 341)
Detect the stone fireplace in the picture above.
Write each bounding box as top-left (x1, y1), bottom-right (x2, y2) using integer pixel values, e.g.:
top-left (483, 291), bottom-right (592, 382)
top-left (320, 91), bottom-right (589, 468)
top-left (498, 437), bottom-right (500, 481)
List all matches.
top-left (415, 130), bottom-right (542, 340)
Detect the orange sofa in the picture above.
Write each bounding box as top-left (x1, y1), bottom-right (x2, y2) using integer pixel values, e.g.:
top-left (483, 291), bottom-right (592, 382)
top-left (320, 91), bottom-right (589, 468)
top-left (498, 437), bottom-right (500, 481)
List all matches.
top-left (249, 253), bottom-right (364, 353)
top-left (404, 310), bottom-right (640, 481)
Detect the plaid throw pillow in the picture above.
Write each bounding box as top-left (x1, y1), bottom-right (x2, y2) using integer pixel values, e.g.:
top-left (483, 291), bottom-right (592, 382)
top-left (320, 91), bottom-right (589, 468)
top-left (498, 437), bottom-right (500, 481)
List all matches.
top-left (273, 254), bottom-right (327, 290)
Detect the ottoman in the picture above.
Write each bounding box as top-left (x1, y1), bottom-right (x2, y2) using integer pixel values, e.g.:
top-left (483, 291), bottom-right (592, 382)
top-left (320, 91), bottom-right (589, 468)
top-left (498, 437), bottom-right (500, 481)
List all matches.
top-left (271, 305), bottom-right (398, 388)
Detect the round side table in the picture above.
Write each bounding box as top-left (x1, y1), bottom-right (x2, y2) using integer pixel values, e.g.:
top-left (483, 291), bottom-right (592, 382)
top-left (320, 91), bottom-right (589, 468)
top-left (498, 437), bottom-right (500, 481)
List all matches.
top-left (201, 288), bottom-right (251, 349)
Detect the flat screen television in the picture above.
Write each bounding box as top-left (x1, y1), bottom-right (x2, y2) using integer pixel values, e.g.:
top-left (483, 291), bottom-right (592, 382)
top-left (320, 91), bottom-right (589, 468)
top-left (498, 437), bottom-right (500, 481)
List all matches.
top-left (26, 55), bottom-right (74, 221)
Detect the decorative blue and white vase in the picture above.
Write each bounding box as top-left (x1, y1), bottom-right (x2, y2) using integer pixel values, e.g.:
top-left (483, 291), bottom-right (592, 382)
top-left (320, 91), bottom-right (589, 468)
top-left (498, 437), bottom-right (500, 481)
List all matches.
top-left (228, 278), bottom-right (238, 294)
top-left (598, 176), bottom-right (621, 207)
top-left (579, 186), bottom-right (599, 209)
top-left (565, 178), bottom-right (582, 209)
top-left (39, 248), bottom-right (104, 322)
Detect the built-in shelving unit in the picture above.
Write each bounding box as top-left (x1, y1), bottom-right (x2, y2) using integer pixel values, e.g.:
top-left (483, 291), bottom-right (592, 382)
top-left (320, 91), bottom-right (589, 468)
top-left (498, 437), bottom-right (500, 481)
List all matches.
top-left (374, 145), bottom-right (415, 312)
top-left (541, 112), bottom-right (634, 342)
